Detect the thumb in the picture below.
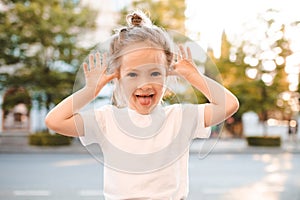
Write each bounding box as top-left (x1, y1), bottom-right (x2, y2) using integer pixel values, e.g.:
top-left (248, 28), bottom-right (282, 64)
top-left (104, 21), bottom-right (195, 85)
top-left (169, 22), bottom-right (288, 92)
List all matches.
top-left (106, 69), bottom-right (120, 81)
top-left (167, 64), bottom-right (178, 76)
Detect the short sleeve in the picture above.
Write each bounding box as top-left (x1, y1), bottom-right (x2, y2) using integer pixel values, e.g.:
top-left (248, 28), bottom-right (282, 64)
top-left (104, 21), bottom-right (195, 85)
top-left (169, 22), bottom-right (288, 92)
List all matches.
top-left (77, 109), bottom-right (102, 146)
top-left (193, 104), bottom-right (211, 139)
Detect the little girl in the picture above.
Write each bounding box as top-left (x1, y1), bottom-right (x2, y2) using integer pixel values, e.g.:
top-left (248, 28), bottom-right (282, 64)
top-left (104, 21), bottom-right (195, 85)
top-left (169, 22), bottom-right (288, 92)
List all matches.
top-left (45, 11), bottom-right (239, 200)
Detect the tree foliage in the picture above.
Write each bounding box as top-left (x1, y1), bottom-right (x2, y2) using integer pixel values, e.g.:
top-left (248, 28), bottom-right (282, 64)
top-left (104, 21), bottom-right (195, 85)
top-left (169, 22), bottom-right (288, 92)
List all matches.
top-left (214, 9), bottom-right (298, 135)
top-left (118, 0), bottom-right (186, 34)
top-left (0, 0), bottom-right (98, 110)
top-left (233, 9), bottom-right (292, 122)
top-left (2, 87), bottom-right (31, 115)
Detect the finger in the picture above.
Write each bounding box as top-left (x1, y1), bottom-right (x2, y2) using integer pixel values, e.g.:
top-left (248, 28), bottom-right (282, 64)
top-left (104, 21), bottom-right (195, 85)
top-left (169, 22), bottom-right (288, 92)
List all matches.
top-left (179, 45), bottom-right (186, 59)
top-left (176, 49), bottom-right (182, 60)
top-left (95, 52), bottom-right (101, 68)
top-left (83, 62), bottom-right (89, 73)
top-left (174, 52), bottom-right (179, 62)
top-left (174, 45), bottom-right (181, 60)
top-left (89, 54), bottom-right (95, 69)
top-left (187, 47), bottom-right (192, 60)
top-left (102, 52), bottom-right (107, 68)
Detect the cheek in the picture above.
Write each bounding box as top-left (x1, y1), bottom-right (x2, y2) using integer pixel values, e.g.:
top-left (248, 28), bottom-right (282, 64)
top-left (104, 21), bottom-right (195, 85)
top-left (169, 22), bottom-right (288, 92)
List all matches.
top-left (120, 78), bottom-right (136, 97)
top-left (154, 75), bottom-right (167, 89)
top-left (154, 84), bottom-right (165, 95)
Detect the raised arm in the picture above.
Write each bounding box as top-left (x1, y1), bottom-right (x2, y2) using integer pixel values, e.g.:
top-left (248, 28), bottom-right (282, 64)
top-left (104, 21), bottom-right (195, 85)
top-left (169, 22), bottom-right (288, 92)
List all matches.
top-left (170, 46), bottom-right (239, 127)
top-left (45, 53), bottom-right (118, 137)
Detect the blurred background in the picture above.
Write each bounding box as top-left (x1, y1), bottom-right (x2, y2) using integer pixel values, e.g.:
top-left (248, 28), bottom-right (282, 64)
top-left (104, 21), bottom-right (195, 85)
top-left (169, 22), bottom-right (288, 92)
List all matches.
top-left (0, 1), bottom-right (300, 200)
top-left (0, 0), bottom-right (299, 140)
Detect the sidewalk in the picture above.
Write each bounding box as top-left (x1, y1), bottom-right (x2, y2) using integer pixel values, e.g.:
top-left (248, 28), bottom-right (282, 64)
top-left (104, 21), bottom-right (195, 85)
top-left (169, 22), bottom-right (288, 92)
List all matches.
top-left (1, 133), bottom-right (300, 154)
top-left (0, 135), bottom-right (88, 154)
top-left (190, 138), bottom-right (300, 154)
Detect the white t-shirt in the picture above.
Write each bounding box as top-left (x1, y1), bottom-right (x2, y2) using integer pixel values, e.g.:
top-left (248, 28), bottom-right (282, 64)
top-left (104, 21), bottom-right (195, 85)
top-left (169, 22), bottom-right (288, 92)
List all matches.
top-left (78, 104), bottom-right (211, 200)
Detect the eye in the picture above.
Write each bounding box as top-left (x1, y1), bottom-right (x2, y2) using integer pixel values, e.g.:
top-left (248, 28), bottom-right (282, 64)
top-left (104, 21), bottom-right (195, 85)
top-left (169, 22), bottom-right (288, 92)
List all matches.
top-left (127, 72), bottom-right (137, 77)
top-left (151, 71), bottom-right (161, 77)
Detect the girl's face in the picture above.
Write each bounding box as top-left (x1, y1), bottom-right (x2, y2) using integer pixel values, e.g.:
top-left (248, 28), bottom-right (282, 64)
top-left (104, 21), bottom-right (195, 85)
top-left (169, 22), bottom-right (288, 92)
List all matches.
top-left (119, 48), bottom-right (168, 114)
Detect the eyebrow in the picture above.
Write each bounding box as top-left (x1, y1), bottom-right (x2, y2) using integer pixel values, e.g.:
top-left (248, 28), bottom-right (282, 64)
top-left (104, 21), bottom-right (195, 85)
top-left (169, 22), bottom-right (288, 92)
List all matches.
top-left (124, 65), bottom-right (165, 73)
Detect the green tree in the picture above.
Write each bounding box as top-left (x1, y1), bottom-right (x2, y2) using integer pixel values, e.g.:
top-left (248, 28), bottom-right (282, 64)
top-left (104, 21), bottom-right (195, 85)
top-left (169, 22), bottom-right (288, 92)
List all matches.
top-left (216, 9), bottom-right (295, 136)
top-left (118, 0), bottom-right (186, 34)
top-left (208, 32), bottom-right (246, 136)
top-left (0, 0), bottom-right (98, 111)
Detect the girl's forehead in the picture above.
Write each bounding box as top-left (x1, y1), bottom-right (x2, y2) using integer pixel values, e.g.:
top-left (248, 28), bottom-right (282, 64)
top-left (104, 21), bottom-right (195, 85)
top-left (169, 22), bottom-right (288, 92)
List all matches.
top-left (121, 48), bottom-right (167, 70)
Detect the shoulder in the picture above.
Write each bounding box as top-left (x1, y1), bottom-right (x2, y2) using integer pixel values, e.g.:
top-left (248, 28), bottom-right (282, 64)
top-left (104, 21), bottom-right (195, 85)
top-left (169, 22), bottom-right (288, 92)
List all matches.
top-left (79, 105), bottom-right (116, 120)
top-left (163, 103), bottom-right (208, 124)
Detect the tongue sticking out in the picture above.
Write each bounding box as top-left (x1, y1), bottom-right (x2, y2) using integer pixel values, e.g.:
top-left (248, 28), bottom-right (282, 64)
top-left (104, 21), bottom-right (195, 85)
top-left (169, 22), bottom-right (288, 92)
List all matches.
top-left (137, 96), bottom-right (152, 106)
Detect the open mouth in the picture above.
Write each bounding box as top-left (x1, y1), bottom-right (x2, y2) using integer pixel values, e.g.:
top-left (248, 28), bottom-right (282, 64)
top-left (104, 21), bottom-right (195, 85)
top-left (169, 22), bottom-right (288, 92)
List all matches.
top-left (135, 94), bottom-right (154, 106)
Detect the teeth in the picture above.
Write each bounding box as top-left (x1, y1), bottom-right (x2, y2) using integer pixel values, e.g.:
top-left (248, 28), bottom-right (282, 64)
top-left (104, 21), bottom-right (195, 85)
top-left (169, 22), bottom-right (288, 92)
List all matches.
top-left (136, 94), bottom-right (154, 97)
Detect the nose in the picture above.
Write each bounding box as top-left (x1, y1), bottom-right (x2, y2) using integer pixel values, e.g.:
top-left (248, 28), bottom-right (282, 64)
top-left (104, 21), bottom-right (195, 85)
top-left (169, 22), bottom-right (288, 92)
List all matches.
top-left (136, 74), bottom-right (154, 90)
top-left (137, 82), bottom-right (153, 90)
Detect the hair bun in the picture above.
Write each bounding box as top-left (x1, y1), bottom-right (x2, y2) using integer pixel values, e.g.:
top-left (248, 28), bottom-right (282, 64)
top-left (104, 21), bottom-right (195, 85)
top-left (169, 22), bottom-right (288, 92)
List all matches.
top-left (131, 13), bottom-right (142, 26)
top-left (126, 11), bottom-right (152, 27)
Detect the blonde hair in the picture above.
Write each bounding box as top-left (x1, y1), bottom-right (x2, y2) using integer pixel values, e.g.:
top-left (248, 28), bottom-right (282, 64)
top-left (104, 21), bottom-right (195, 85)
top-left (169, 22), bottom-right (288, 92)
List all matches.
top-left (108, 10), bottom-right (174, 107)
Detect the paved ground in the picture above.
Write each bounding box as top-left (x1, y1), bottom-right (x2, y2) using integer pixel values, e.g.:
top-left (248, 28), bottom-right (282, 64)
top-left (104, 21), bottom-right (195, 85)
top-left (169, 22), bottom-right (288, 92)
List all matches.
top-left (1, 153), bottom-right (300, 200)
top-left (1, 132), bottom-right (300, 200)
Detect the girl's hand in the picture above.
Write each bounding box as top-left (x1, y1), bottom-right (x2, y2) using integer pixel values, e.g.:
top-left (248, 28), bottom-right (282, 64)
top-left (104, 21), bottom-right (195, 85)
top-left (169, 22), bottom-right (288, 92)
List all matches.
top-left (168, 45), bottom-right (200, 80)
top-left (83, 52), bottom-right (119, 97)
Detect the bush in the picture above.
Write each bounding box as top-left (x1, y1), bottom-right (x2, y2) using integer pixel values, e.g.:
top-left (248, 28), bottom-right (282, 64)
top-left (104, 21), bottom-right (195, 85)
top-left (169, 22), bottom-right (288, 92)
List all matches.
top-left (246, 136), bottom-right (281, 147)
top-left (29, 132), bottom-right (72, 146)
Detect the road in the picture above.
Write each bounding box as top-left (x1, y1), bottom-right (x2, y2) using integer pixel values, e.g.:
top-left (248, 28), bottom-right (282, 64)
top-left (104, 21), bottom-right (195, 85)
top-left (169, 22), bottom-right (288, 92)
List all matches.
top-left (0, 153), bottom-right (299, 200)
